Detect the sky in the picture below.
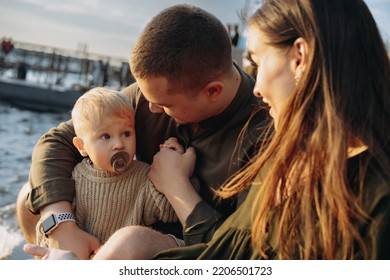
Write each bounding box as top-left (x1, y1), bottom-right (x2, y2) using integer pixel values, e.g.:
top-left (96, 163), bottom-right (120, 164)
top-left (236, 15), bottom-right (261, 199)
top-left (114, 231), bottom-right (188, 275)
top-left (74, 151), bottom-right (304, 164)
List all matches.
top-left (1, 0), bottom-right (390, 60)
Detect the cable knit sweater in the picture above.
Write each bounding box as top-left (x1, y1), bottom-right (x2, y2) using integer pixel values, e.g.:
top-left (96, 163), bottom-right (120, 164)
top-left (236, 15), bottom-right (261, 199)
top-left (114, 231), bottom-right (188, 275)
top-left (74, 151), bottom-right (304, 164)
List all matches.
top-left (37, 158), bottom-right (177, 246)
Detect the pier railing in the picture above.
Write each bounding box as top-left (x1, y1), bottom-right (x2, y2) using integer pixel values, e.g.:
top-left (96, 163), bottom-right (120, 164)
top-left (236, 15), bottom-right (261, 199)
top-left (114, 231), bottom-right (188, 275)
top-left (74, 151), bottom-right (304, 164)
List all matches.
top-left (0, 40), bottom-right (135, 91)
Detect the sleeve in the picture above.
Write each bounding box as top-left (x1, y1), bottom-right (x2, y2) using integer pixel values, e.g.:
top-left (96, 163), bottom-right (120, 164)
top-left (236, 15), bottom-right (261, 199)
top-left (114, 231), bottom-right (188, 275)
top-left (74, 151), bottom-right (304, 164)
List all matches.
top-left (71, 165), bottom-right (86, 228)
top-left (363, 193), bottom-right (390, 259)
top-left (183, 200), bottom-right (225, 245)
top-left (354, 165), bottom-right (390, 260)
top-left (142, 180), bottom-right (178, 225)
top-left (26, 120), bottom-right (81, 214)
top-left (182, 178), bottom-right (249, 246)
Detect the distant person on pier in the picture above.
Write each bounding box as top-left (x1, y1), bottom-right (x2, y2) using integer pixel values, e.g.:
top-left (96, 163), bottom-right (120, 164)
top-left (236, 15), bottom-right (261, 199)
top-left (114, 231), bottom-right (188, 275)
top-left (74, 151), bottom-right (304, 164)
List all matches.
top-left (1, 37), bottom-right (14, 68)
top-left (34, 87), bottom-right (185, 258)
top-left (102, 61), bottom-right (109, 86)
top-left (226, 23), bottom-right (231, 36)
top-left (1, 37), bottom-right (14, 55)
top-left (17, 62), bottom-right (27, 80)
top-left (231, 24), bottom-right (240, 47)
top-left (226, 23), bottom-right (240, 47)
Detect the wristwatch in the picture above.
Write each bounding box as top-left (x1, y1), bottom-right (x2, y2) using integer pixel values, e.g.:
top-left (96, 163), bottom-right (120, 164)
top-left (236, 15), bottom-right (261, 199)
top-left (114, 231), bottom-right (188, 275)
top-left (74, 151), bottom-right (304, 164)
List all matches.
top-left (41, 212), bottom-right (76, 237)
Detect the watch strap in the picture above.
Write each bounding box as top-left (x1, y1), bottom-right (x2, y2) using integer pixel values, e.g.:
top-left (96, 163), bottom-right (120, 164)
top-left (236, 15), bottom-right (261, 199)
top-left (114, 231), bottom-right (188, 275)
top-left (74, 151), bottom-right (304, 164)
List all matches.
top-left (55, 212), bottom-right (76, 222)
top-left (41, 212), bottom-right (76, 237)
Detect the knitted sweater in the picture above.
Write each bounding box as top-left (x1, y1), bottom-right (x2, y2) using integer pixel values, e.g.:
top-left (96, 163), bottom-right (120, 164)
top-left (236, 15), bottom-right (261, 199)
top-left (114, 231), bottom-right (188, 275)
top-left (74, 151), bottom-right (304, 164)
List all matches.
top-left (73, 158), bottom-right (178, 244)
top-left (37, 158), bottom-right (177, 246)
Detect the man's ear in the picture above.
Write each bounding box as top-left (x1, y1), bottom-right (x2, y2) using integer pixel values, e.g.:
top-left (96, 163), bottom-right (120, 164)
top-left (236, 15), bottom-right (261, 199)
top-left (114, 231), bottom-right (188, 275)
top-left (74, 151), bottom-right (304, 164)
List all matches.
top-left (204, 81), bottom-right (224, 101)
top-left (73, 137), bottom-right (88, 157)
top-left (290, 37), bottom-right (309, 80)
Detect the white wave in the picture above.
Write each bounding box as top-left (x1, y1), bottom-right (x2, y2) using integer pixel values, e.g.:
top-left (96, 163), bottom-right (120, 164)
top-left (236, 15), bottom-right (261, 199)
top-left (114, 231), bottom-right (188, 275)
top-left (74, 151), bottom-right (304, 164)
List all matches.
top-left (0, 224), bottom-right (24, 259)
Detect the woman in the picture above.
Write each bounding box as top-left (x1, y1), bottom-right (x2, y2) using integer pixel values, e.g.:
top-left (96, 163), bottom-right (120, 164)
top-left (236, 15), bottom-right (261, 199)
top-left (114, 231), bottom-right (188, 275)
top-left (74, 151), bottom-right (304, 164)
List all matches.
top-left (153, 0), bottom-right (390, 260)
top-left (24, 0), bottom-right (390, 260)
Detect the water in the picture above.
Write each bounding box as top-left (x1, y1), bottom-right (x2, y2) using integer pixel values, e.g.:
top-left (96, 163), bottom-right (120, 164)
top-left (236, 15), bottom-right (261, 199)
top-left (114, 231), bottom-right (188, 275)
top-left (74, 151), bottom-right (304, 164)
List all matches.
top-left (0, 101), bottom-right (69, 259)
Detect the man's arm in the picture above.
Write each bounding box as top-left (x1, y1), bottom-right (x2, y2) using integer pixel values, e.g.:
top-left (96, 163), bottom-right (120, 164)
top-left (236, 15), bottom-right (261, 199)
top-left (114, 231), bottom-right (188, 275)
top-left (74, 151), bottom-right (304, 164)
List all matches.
top-left (38, 201), bottom-right (101, 259)
top-left (26, 120), bottom-right (81, 213)
top-left (22, 120), bottom-right (101, 259)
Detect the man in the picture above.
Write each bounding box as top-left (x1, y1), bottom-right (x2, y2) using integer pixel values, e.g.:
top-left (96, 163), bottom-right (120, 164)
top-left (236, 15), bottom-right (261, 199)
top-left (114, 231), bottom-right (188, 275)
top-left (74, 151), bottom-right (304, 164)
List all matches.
top-left (18, 4), bottom-right (268, 259)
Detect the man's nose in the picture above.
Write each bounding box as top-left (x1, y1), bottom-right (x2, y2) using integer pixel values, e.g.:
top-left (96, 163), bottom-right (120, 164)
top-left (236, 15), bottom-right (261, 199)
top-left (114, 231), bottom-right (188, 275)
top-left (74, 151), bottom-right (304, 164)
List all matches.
top-left (149, 102), bottom-right (164, 113)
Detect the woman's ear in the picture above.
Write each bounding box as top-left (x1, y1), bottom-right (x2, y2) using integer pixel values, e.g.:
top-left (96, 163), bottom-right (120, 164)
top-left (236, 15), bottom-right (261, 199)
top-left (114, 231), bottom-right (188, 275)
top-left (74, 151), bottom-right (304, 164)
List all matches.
top-left (290, 37), bottom-right (309, 80)
top-left (73, 137), bottom-right (88, 157)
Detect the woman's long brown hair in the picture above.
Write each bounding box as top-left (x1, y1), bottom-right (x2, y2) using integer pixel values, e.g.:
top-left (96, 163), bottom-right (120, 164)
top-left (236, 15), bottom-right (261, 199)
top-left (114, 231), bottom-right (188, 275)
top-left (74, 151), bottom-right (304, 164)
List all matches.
top-left (217, 0), bottom-right (390, 259)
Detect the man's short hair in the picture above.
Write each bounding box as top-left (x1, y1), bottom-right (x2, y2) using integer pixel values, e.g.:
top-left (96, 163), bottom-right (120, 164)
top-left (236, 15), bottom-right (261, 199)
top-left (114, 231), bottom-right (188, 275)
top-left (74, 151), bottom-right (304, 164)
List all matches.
top-left (130, 4), bottom-right (233, 93)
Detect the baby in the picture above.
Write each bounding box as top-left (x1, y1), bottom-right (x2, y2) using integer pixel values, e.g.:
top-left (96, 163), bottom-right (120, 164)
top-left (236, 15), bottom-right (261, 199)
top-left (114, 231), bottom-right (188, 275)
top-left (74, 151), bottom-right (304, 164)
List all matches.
top-left (36, 87), bottom-right (182, 250)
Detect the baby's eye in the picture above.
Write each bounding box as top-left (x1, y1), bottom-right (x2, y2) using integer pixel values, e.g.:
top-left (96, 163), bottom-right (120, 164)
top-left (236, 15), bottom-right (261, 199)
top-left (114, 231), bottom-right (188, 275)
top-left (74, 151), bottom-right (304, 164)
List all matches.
top-left (123, 131), bottom-right (131, 138)
top-left (102, 133), bottom-right (110, 140)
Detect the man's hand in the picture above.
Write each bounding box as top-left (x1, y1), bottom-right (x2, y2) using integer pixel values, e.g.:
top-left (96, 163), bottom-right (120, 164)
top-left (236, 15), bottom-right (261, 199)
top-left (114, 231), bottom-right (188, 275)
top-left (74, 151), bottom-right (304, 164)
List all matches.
top-left (47, 221), bottom-right (101, 259)
top-left (40, 201), bottom-right (100, 259)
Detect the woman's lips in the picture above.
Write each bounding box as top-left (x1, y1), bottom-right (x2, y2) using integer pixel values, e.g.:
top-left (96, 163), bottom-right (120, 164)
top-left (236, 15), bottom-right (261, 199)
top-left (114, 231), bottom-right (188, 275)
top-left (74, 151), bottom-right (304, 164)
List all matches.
top-left (262, 98), bottom-right (273, 118)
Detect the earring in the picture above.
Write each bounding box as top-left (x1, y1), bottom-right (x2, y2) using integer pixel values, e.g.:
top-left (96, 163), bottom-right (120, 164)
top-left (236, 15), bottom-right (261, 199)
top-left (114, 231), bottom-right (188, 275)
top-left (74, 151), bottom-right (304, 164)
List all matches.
top-left (294, 75), bottom-right (300, 85)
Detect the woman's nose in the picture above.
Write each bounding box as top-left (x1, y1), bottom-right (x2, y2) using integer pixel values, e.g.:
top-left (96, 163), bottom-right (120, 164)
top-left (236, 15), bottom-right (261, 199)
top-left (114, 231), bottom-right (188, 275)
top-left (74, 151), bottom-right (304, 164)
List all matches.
top-left (253, 86), bottom-right (262, 98)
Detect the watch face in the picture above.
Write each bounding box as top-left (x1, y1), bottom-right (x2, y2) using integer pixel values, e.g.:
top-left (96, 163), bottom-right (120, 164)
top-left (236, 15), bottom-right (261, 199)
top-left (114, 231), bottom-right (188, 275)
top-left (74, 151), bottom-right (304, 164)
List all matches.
top-left (42, 214), bottom-right (56, 233)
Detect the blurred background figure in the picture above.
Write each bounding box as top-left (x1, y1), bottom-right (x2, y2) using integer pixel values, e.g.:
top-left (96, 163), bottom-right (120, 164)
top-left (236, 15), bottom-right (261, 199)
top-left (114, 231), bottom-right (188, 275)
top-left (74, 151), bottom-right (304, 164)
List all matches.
top-left (231, 24), bottom-right (240, 47)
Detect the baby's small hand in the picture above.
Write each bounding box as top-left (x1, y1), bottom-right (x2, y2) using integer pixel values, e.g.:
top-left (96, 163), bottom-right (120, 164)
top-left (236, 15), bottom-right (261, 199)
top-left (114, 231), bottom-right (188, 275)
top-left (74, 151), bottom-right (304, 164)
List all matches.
top-left (159, 137), bottom-right (185, 154)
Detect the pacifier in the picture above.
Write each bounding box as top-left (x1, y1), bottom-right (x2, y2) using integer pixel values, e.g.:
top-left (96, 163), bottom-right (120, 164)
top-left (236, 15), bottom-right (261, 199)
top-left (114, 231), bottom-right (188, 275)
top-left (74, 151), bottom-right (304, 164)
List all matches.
top-left (110, 151), bottom-right (130, 173)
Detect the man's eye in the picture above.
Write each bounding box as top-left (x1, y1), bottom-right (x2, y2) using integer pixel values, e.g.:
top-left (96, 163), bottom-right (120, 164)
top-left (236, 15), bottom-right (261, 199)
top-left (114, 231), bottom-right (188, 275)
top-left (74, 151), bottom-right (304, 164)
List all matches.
top-left (123, 131), bottom-right (131, 137)
top-left (102, 134), bottom-right (110, 140)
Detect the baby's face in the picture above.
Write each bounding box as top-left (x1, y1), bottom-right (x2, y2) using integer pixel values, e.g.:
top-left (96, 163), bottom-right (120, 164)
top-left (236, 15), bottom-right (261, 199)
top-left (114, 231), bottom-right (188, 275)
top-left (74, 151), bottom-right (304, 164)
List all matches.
top-left (81, 115), bottom-right (136, 172)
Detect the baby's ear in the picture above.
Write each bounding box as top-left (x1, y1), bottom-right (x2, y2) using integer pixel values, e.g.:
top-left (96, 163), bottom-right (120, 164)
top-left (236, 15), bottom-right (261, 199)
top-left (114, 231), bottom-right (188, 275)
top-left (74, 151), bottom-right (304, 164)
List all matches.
top-left (73, 137), bottom-right (88, 157)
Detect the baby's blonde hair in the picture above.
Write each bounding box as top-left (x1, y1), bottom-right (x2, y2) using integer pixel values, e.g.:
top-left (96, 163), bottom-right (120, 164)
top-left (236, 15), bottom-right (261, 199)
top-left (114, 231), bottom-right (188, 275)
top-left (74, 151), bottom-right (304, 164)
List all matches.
top-left (71, 87), bottom-right (134, 136)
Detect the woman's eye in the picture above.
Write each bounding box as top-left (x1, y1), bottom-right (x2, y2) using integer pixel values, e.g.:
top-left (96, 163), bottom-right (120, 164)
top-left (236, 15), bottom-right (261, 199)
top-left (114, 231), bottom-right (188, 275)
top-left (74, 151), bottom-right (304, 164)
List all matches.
top-left (247, 55), bottom-right (259, 74)
top-left (123, 131), bottom-right (131, 137)
top-left (102, 134), bottom-right (110, 140)
top-left (248, 54), bottom-right (258, 67)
